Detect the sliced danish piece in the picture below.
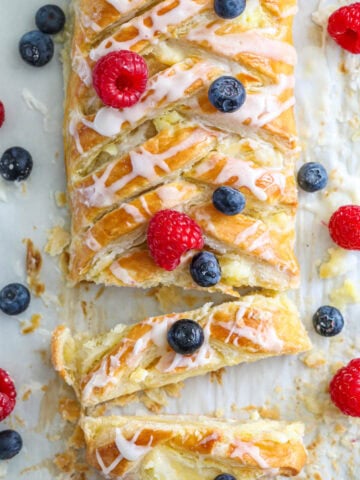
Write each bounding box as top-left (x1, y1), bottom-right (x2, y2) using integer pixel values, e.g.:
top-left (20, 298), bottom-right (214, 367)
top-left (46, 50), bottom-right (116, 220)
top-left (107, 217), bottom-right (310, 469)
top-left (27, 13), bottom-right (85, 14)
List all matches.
top-left (81, 415), bottom-right (307, 479)
top-left (52, 294), bottom-right (310, 407)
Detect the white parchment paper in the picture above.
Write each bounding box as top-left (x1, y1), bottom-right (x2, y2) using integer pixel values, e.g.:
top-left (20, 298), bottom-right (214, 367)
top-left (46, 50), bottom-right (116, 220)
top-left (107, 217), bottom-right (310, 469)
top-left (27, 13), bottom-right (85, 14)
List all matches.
top-left (0, 0), bottom-right (360, 478)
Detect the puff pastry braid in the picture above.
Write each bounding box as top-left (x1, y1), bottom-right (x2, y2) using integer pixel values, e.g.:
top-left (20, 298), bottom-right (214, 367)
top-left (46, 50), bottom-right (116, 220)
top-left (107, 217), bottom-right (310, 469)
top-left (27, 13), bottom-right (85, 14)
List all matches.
top-left (65, 0), bottom-right (299, 293)
top-left (52, 294), bottom-right (310, 407)
top-left (81, 415), bottom-right (307, 479)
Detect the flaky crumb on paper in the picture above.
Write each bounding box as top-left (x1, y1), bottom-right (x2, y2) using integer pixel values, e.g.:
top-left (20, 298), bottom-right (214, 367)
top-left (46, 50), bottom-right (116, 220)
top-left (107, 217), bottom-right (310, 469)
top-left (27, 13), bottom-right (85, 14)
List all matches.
top-left (24, 238), bottom-right (45, 297)
top-left (301, 350), bottom-right (327, 369)
top-left (329, 280), bottom-right (360, 308)
top-left (210, 368), bottom-right (225, 385)
top-left (55, 191), bottom-right (67, 208)
top-left (21, 313), bottom-right (42, 335)
top-left (45, 226), bottom-right (70, 257)
top-left (59, 397), bottom-right (81, 424)
top-left (319, 248), bottom-right (349, 279)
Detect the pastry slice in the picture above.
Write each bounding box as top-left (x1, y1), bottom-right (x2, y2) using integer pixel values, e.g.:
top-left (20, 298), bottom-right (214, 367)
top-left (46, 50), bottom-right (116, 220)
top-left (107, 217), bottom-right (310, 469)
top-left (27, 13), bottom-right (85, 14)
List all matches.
top-left (64, 0), bottom-right (299, 293)
top-left (52, 294), bottom-right (310, 407)
top-left (81, 415), bottom-right (307, 479)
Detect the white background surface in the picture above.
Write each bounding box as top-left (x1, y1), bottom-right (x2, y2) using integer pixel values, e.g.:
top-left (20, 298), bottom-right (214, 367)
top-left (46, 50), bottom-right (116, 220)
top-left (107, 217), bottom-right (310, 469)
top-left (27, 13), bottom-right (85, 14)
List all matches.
top-left (0, 0), bottom-right (360, 479)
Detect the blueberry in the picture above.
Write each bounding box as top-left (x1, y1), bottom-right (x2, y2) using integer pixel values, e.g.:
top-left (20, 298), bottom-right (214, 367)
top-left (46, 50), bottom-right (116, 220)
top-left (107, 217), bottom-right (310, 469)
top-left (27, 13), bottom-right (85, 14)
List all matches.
top-left (213, 186), bottom-right (246, 216)
top-left (312, 306), bottom-right (344, 337)
top-left (0, 147), bottom-right (33, 182)
top-left (190, 251), bottom-right (221, 287)
top-left (214, 0), bottom-right (246, 19)
top-left (208, 76), bottom-right (246, 113)
top-left (0, 430), bottom-right (23, 460)
top-left (36, 5), bottom-right (66, 35)
top-left (214, 475), bottom-right (236, 480)
top-left (19, 30), bottom-right (54, 67)
top-left (0, 284), bottom-right (31, 316)
top-left (167, 319), bottom-right (204, 355)
top-left (297, 162), bottom-right (328, 192)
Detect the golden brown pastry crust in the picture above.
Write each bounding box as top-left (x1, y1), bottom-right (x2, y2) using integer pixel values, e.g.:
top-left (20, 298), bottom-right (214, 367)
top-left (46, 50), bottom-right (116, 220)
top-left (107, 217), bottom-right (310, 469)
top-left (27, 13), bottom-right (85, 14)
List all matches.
top-left (52, 294), bottom-right (310, 407)
top-left (64, 0), bottom-right (299, 293)
top-left (81, 415), bottom-right (307, 479)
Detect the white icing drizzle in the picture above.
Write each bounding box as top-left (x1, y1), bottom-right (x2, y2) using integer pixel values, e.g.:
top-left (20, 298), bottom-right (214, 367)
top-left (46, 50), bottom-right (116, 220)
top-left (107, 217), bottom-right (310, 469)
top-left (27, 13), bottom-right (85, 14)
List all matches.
top-left (140, 196), bottom-right (152, 216)
top-left (78, 128), bottom-right (207, 207)
top-left (230, 441), bottom-right (270, 469)
top-left (220, 304), bottom-right (283, 352)
top-left (80, 13), bottom-right (101, 32)
top-left (186, 26), bottom-right (297, 65)
top-left (82, 358), bottom-right (118, 401)
top-left (155, 316), bottom-right (214, 373)
top-left (155, 184), bottom-right (184, 204)
top-left (280, 5), bottom-right (298, 18)
top-left (96, 429), bottom-right (153, 478)
top-left (190, 74), bottom-right (295, 129)
top-left (90, 0), bottom-right (208, 61)
top-left (85, 232), bottom-right (102, 252)
top-left (105, 0), bottom-right (145, 14)
top-left (68, 110), bottom-right (84, 154)
top-left (72, 47), bottom-right (93, 87)
top-left (200, 155), bottom-right (286, 201)
top-left (82, 61), bottom-right (215, 137)
top-left (122, 203), bottom-right (146, 223)
top-left (198, 432), bottom-right (219, 445)
top-left (115, 429), bottom-right (153, 461)
top-left (110, 262), bottom-right (137, 285)
top-left (234, 221), bottom-right (261, 244)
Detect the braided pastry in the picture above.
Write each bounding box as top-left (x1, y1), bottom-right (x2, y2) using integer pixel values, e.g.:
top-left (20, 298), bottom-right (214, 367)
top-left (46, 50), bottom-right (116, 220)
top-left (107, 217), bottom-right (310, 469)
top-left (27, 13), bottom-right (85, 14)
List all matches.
top-left (64, 0), bottom-right (299, 293)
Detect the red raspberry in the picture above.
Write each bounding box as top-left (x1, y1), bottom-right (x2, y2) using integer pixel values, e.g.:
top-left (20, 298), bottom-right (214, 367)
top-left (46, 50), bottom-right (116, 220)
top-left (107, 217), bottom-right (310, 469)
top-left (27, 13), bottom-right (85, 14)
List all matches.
top-left (328, 205), bottom-right (360, 250)
top-left (0, 102), bottom-right (5, 128)
top-left (0, 369), bottom-right (16, 421)
top-left (330, 358), bottom-right (360, 416)
top-left (328, 3), bottom-right (360, 54)
top-left (147, 210), bottom-right (204, 271)
top-left (92, 50), bottom-right (148, 109)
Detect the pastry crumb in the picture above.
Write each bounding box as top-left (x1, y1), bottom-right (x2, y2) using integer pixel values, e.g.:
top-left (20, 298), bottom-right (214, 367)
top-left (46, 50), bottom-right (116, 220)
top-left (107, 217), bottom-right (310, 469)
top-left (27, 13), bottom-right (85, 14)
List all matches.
top-left (55, 191), bottom-right (67, 207)
top-left (45, 226), bottom-right (70, 256)
top-left (319, 248), bottom-right (348, 279)
top-left (24, 239), bottom-right (45, 297)
top-left (22, 389), bottom-right (32, 401)
top-left (301, 350), bottom-right (327, 369)
top-left (59, 397), bottom-right (81, 424)
top-left (21, 313), bottom-right (42, 335)
top-left (329, 280), bottom-right (360, 308)
top-left (210, 368), bottom-right (225, 385)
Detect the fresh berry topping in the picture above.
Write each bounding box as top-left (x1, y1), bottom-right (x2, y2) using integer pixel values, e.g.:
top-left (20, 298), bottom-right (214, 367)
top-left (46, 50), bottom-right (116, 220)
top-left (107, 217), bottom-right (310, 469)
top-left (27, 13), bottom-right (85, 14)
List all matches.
top-left (328, 205), bottom-right (360, 250)
top-left (93, 51), bottom-right (148, 109)
top-left (214, 475), bottom-right (236, 480)
top-left (0, 284), bottom-right (31, 316)
top-left (330, 358), bottom-right (360, 416)
top-left (312, 306), bottom-right (344, 337)
top-left (213, 186), bottom-right (246, 215)
top-left (19, 30), bottom-right (54, 67)
top-left (0, 147), bottom-right (33, 182)
top-left (0, 370), bottom-right (16, 422)
top-left (0, 431), bottom-right (22, 460)
top-left (0, 102), bottom-right (5, 128)
top-left (36, 4), bottom-right (66, 34)
top-left (297, 162), bottom-right (328, 192)
top-left (328, 3), bottom-right (360, 54)
top-left (208, 76), bottom-right (246, 113)
top-left (190, 251), bottom-right (221, 287)
top-left (214, 0), bottom-right (246, 19)
top-left (147, 210), bottom-right (204, 271)
top-left (167, 319), bottom-right (205, 355)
